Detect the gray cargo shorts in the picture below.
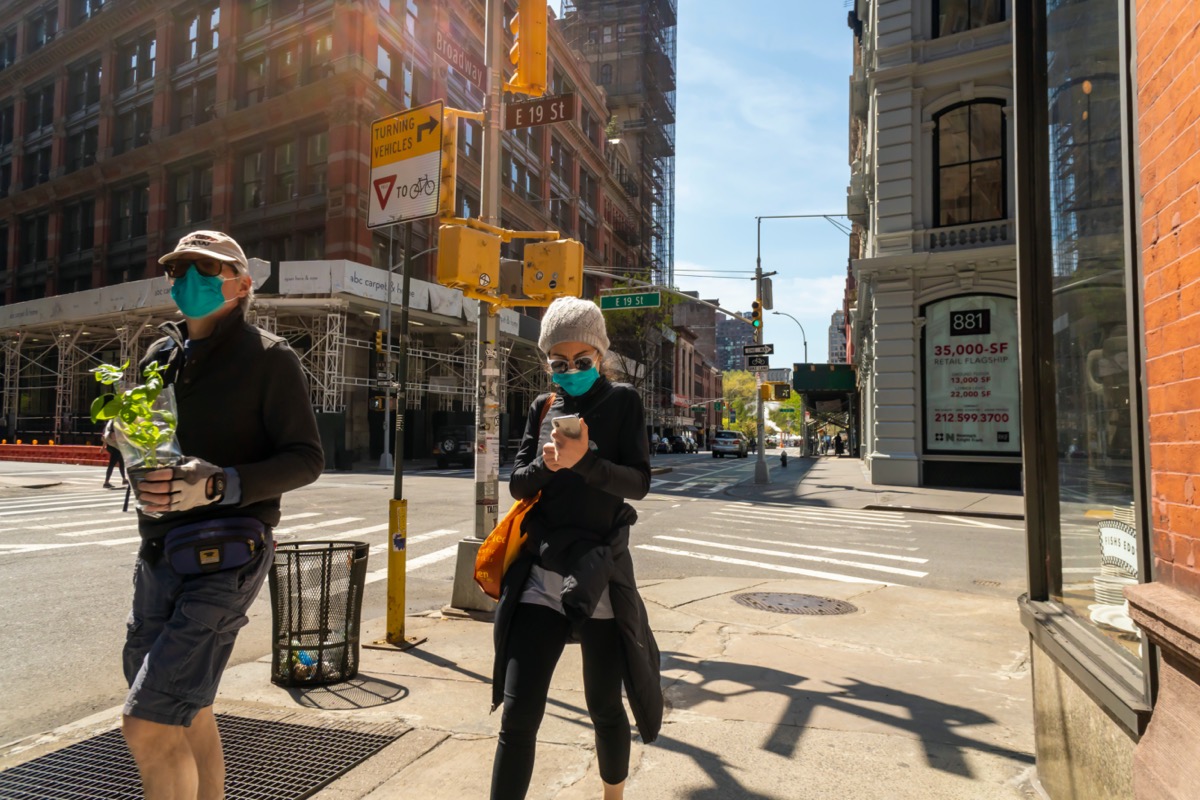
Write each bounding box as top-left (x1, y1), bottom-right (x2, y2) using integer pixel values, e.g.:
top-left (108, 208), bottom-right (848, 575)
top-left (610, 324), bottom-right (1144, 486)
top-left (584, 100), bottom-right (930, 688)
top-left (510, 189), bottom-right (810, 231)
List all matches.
top-left (123, 538), bottom-right (272, 726)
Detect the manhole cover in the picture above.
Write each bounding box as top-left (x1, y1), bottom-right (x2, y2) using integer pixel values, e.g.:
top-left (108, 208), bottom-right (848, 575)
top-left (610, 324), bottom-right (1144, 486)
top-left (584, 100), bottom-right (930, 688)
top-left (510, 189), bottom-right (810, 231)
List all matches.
top-left (732, 592), bottom-right (857, 615)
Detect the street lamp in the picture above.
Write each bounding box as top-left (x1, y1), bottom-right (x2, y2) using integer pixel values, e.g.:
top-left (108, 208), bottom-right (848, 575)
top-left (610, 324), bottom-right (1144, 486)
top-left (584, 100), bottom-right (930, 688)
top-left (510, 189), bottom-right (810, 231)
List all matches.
top-left (771, 311), bottom-right (808, 364)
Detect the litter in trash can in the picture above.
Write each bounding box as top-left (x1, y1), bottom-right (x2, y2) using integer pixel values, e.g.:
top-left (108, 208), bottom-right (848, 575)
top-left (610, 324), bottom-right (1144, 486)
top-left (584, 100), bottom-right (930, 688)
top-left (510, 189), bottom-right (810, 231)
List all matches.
top-left (269, 541), bottom-right (369, 686)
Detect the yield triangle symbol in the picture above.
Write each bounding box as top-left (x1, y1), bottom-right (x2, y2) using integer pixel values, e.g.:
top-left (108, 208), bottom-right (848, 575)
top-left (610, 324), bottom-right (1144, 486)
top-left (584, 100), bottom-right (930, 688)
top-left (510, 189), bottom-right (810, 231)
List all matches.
top-left (374, 175), bottom-right (397, 209)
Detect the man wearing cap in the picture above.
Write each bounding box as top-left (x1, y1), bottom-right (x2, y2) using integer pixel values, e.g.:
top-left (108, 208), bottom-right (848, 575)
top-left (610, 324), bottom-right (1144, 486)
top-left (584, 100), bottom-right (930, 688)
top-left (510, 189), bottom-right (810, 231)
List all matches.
top-left (122, 231), bottom-right (324, 799)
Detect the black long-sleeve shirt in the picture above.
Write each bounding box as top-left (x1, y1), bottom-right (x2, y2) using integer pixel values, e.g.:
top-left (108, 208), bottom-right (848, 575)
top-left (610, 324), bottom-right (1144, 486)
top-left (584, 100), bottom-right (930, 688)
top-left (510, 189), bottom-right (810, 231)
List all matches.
top-left (509, 376), bottom-right (650, 535)
top-left (135, 310), bottom-right (325, 540)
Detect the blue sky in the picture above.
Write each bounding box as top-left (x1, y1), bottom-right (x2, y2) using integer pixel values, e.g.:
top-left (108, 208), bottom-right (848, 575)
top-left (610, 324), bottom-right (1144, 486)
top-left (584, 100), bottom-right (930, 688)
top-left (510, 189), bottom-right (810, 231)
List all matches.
top-left (673, 1), bottom-right (852, 365)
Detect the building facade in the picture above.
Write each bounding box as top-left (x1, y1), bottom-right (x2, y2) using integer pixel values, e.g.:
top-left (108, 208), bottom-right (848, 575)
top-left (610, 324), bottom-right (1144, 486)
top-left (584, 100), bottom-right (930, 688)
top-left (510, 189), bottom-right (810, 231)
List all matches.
top-left (828, 309), bottom-right (846, 362)
top-left (848, 0), bottom-right (1018, 490)
top-left (0, 0), bottom-right (659, 458)
top-left (714, 310), bottom-right (755, 373)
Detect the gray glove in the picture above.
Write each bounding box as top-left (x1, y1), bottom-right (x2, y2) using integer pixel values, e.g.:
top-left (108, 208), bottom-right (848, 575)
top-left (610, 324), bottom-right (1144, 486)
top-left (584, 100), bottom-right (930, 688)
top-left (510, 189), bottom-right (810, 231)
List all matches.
top-left (134, 457), bottom-right (224, 514)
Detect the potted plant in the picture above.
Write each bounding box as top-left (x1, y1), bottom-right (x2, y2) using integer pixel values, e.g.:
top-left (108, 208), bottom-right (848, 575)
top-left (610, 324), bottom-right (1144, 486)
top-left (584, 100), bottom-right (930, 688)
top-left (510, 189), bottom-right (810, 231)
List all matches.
top-left (90, 360), bottom-right (183, 481)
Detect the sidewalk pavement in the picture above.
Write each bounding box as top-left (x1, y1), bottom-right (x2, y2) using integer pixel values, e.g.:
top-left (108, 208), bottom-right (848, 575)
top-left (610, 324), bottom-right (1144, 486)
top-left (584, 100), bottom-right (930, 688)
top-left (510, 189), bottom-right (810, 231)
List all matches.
top-left (730, 454), bottom-right (1025, 520)
top-left (4, 576), bottom-right (1037, 799)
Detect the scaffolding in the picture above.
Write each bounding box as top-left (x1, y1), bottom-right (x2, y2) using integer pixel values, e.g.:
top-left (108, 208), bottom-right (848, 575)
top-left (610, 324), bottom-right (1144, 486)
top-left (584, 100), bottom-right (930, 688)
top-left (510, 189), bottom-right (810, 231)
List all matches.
top-left (561, 0), bottom-right (677, 286)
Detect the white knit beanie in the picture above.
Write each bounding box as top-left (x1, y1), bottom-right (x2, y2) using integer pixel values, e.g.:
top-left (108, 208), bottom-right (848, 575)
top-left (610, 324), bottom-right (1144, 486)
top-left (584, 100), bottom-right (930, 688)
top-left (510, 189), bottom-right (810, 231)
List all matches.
top-left (537, 297), bottom-right (610, 355)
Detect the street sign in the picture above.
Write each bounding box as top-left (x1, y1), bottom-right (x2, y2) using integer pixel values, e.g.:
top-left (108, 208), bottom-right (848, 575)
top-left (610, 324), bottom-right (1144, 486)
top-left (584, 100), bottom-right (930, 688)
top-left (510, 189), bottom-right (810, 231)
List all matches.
top-left (746, 355), bottom-right (770, 371)
top-left (743, 343), bottom-right (774, 356)
top-left (778, 408), bottom-right (796, 413)
top-left (368, 100), bottom-right (444, 228)
top-left (505, 92), bottom-right (576, 130)
top-left (435, 27), bottom-right (486, 92)
top-left (599, 291), bottom-right (661, 311)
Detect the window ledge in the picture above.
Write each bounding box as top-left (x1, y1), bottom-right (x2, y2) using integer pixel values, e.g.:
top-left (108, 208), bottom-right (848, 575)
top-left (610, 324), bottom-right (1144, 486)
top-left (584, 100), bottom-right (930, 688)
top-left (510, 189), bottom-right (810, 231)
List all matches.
top-left (1019, 594), bottom-right (1150, 739)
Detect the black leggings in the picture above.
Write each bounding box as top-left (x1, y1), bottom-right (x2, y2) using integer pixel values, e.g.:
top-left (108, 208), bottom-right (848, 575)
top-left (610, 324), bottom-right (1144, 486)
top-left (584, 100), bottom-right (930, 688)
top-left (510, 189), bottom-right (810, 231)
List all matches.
top-left (491, 602), bottom-right (630, 800)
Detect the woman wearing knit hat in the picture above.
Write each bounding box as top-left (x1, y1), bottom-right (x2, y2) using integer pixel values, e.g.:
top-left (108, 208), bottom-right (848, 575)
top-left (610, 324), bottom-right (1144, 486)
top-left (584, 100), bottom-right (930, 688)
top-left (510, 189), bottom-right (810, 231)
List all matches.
top-left (490, 296), bottom-right (663, 800)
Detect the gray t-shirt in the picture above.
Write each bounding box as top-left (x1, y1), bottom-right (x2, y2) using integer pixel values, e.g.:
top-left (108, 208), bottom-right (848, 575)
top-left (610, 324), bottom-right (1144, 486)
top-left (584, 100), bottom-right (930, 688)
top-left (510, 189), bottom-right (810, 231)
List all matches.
top-left (520, 563), bottom-right (614, 619)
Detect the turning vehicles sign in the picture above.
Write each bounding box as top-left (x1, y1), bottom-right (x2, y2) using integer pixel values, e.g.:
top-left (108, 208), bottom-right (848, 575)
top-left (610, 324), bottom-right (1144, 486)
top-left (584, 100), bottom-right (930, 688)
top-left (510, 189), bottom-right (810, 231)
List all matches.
top-left (368, 100), bottom-right (444, 228)
top-left (923, 295), bottom-right (1020, 455)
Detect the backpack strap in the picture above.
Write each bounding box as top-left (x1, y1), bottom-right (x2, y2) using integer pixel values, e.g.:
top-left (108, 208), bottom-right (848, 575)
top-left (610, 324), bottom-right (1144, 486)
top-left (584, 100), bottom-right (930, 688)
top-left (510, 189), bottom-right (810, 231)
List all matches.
top-left (538, 392), bottom-right (557, 428)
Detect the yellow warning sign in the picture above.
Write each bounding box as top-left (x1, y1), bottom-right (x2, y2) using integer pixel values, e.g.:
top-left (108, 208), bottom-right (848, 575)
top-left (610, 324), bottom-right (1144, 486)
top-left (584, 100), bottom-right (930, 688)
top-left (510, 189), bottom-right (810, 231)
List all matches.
top-left (369, 100), bottom-right (444, 228)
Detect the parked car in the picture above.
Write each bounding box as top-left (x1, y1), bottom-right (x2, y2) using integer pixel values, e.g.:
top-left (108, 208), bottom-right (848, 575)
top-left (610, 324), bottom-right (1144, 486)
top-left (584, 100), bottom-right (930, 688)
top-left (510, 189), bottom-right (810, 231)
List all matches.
top-left (433, 424), bottom-right (475, 468)
top-left (667, 435), bottom-right (688, 454)
top-left (711, 430), bottom-right (749, 458)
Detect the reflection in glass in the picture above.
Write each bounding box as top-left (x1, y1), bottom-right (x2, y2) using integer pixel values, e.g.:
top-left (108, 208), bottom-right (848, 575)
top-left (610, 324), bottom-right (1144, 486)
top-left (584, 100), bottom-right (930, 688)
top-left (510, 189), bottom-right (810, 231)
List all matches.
top-left (1046, 0), bottom-right (1138, 663)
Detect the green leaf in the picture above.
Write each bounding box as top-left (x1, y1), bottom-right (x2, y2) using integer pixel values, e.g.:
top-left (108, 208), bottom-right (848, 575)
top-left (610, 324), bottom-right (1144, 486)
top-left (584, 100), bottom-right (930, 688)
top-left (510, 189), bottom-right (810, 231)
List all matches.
top-left (90, 395), bottom-right (108, 422)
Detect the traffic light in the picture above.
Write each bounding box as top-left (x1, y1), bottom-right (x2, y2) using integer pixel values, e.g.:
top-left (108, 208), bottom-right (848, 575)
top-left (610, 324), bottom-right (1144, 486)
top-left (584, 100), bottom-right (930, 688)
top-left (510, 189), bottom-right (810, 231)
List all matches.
top-left (439, 113), bottom-right (457, 218)
top-left (375, 329), bottom-right (384, 353)
top-left (751, 300), bottom-right (762, 328)
top-left (506, 0), bottom-right (547, 96)
top-left (437, 224), bottom-right (501, 292)
top-left (369, 396), bottom-right (385, 411)
top-left (524, 239), bottom-right (583, 300)
top-left (760, 383), bottom-right (772, 402)
top-left (774, 383), bottom-right (792, 401)
top-left (714, 401), bottom-right (723, 412)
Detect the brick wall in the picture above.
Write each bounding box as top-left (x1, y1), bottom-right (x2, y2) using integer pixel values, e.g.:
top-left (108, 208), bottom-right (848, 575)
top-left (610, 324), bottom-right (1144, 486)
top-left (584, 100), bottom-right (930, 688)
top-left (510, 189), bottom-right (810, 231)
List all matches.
top-left (1138, 0), bottom-right (1200, 597)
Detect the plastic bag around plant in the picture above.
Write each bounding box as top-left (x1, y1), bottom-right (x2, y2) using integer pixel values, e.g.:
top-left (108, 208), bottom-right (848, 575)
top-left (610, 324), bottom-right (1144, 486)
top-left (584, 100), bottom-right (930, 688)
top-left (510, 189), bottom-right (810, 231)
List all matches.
top-left (114, 383), bottom-right (183, 471)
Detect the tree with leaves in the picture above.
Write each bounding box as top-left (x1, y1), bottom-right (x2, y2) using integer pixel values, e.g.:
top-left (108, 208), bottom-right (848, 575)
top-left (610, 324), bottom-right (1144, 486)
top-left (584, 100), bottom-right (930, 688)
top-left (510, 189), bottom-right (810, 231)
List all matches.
top-left (720, 370), bottom-right (761, 440)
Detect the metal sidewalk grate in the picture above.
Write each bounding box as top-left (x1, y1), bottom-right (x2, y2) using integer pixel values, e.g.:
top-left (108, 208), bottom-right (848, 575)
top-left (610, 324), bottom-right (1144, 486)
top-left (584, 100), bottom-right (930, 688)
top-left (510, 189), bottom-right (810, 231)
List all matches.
top-left (0, 713), bottom-right (407, 799)
top-left (732, 592), bottom-right (859, 616)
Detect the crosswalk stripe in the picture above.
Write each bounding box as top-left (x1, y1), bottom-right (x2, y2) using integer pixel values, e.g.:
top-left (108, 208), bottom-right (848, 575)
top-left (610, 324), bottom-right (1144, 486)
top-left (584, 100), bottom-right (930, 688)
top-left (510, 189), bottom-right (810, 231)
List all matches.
top-left (710, 508), bottom-right (907, 530)
top-left (720, 503), bottom-right (902, 522)
top-left (366, 528), bottom-right (462, 555)
top-left (636, 544), bottom-right (895, 586)
top-left (0, 492), bottom-right (116, 509)
top-left (321, 523), bottom-right (391, 541)
top-left (275, 517), bottom-right (364, 534)
top-left (279, 512), bottom-right (322, 521)
top-left (654, 536), bottom-right (929, 578)
top-left (0, 500), bottom-right (125, 517)
top-left (59, 525), bottom-right (137, 537)
top-left (0, 535), bottom-right (141, 554)
top-left (37, 511), bottom-right (126, 528)
top-left (720, 503), bottom-right (908, 522)
top-left (935, 515), bottom-right (1022, 530)
top-left (363, 544), bottom-right (459, 584)
top-left (672, 529), bottom-right (928, 564)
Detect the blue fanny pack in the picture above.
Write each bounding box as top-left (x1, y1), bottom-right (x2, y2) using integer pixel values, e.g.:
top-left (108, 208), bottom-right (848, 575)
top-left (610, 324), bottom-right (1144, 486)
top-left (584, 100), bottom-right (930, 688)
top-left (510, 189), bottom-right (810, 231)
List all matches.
top-left (164, 517), bottom-right (268, 575)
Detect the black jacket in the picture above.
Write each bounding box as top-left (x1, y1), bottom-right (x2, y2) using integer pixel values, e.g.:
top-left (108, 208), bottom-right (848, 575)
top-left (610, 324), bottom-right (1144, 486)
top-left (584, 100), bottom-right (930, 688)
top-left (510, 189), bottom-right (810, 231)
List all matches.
top-left (134, 309), bottom-right (325, 541)
top-left (493, 377), bottom-right (663, 743)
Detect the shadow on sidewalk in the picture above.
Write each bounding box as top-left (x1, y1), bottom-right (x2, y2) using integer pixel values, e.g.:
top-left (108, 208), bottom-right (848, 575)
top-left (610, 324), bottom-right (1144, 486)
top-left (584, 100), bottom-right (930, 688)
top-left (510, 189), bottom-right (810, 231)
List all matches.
top-left (660, 651), bottom-right (1032, 794)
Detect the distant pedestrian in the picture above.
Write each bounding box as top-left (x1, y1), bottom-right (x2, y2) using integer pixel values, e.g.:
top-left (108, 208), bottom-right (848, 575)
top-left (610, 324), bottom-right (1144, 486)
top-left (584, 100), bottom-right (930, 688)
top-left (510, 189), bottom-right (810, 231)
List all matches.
top-left (494, 296), bottom-right (662, 800)
top-left (650, 430), bottom-right (659, 457)
top-left (102, 420), bottom-right (126, 489)
top-left (835, 433), bottom-right (845, 456)
top-left (122, 231), bottom-right (324, 799)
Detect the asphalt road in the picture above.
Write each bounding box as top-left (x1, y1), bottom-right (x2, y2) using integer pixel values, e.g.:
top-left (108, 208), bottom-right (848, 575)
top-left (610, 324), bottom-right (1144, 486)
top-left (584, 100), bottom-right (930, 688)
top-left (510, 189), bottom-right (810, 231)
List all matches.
top-left (0, 453), bottom-right (1027, 744)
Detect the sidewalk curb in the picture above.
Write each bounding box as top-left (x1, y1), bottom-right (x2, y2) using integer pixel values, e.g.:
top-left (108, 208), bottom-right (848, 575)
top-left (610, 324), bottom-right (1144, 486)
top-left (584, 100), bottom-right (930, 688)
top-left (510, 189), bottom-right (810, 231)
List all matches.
top-left (864, 504), bottom-right (1025, 521)
top-left (650, 466), bottom-right (673, 476)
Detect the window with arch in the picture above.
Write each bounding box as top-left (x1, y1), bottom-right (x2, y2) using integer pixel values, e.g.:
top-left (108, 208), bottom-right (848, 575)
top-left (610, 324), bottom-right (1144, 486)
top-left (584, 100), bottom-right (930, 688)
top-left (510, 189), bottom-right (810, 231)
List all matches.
top-left (934, 0), bottom-right (1004, 37)
top-left (599, 63), bottom-right (612, 85)
top-left (934, 100), bottom-right (1006, 226)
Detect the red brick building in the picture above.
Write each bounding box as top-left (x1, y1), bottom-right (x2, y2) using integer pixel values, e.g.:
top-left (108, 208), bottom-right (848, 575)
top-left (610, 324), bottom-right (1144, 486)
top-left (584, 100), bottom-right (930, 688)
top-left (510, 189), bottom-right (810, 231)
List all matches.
top-left (0, 0), bottom-right (657, 456)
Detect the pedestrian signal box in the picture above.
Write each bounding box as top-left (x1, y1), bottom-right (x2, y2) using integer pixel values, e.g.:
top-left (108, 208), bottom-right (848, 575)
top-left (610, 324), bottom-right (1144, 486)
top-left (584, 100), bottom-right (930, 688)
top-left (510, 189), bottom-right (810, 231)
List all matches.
top-left (524, 239), bottom-right (583, 300)
top-left (437, 225), bottom-right (501, 293)
top-left (369, 396), bottom-right (386, 411)
top-left (759, 383), bottom-right (772, 401)
top-left (773, 384), bottom-right (791, 400)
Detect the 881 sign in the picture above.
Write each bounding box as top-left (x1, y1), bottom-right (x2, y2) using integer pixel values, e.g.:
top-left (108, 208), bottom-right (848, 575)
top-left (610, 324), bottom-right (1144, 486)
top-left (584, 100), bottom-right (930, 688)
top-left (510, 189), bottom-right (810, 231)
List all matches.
top-left (950, 309), bottom-right (991, 337)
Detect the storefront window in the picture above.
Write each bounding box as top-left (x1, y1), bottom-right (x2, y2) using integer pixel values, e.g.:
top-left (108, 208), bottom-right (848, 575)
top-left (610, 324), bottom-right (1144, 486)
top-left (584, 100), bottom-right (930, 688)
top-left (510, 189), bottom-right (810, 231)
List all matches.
top-left (1046, 0), bottom-right (1138, 662)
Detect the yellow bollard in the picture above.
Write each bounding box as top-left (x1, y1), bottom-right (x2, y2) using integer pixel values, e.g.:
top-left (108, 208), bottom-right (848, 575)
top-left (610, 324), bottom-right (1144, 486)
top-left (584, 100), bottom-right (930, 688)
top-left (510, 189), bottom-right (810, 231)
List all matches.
top-left (386, 498), bottom-right (407, 645)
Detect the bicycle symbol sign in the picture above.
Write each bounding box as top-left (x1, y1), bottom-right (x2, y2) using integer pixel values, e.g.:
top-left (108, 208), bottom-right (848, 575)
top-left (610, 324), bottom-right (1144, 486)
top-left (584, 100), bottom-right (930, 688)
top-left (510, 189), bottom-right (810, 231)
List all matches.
top-left (369, 100), bottom-right (444, 228)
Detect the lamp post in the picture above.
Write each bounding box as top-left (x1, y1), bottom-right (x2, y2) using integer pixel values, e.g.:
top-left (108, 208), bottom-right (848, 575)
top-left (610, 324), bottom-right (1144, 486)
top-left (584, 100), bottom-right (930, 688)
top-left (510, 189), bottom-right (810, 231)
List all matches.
top-left (771, 311), bottom-right (808, 364)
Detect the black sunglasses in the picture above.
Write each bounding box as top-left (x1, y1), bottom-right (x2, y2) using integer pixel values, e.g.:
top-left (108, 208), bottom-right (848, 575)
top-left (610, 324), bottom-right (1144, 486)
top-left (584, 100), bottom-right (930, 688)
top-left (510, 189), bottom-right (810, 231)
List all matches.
top-left (163, 259), bottom-right (230, 279)
top-left (548, 354), bottom-right (597, 374)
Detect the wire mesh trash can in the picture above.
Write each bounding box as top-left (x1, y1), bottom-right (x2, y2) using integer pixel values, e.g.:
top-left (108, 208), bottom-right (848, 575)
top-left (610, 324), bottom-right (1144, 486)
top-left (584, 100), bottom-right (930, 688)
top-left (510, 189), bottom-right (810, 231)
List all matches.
top-left (269, 541), bottom-right (369, 687)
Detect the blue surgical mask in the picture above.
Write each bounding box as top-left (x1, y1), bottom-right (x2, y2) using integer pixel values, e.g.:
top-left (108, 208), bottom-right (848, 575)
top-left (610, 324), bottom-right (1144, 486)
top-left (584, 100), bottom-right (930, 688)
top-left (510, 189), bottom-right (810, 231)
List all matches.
top-left (170, 267), bottom-right (232, 319)
top-left (551, 366), bottom-right (600, 396)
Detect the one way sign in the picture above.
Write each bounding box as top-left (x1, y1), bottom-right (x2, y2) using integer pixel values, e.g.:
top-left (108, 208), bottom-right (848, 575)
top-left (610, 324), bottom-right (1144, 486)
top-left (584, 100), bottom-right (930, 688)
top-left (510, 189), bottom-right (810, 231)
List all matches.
top-left (368, 100), bottom-right (444, 228)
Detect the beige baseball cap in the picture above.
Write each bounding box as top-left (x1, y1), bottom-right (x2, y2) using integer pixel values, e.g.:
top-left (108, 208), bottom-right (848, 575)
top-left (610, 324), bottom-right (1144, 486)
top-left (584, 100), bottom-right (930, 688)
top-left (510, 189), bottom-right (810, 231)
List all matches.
top-left (158, 230), bottom-right (249, 273)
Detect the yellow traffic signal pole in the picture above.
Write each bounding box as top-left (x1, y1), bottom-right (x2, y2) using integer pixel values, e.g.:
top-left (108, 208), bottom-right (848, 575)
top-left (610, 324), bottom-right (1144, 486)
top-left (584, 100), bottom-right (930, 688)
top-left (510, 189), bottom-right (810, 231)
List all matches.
top-left (385, 221), bottom-right (416, 645)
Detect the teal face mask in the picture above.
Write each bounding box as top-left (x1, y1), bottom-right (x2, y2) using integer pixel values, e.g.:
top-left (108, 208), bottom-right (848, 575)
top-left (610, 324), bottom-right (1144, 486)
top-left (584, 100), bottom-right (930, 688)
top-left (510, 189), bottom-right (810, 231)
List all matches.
top-left (551, 366), bottom-right (600, 396)
top-left (170, 267), bottom-right (231, 319)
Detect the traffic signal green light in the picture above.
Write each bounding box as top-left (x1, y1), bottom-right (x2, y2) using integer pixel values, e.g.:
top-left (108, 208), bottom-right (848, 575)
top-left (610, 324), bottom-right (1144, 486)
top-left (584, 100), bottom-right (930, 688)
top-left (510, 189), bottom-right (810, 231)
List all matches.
top-left (751, 300), bottom-right (762, 328)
